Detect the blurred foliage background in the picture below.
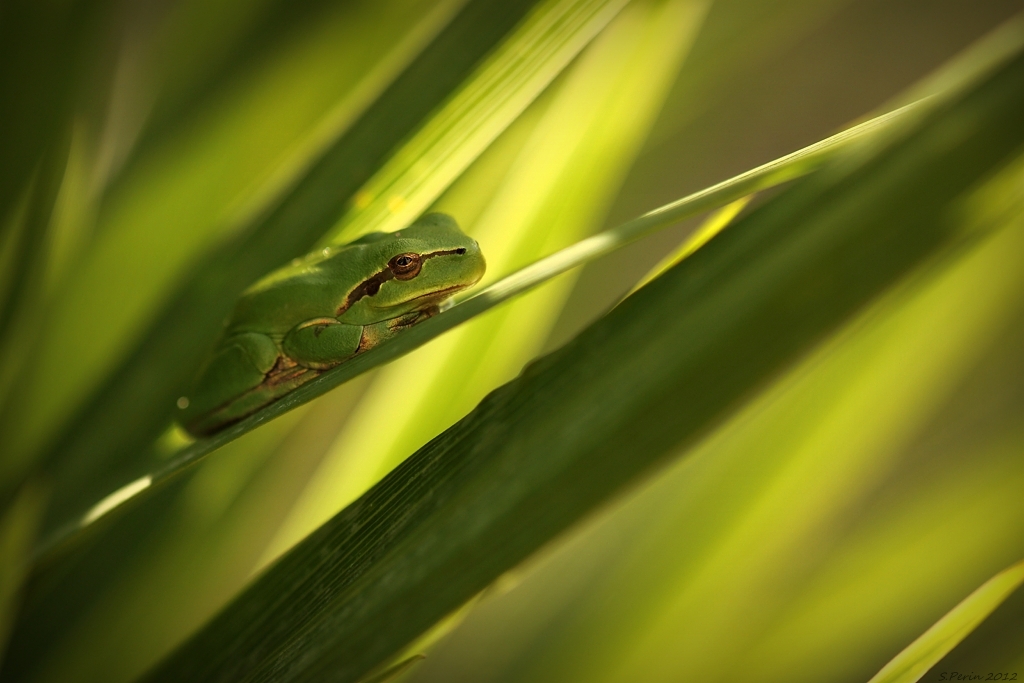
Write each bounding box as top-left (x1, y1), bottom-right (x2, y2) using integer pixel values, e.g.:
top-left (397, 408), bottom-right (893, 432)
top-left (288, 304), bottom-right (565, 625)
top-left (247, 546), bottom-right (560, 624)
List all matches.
top-left (1, 0), bottom-right (1023, 682)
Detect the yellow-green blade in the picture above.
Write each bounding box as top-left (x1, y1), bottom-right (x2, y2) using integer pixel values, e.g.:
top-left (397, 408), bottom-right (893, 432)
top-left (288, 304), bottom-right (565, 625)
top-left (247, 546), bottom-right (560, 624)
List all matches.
top-left (320, 0), bottom-right (632, 246)
top-left (866, 560), bottom-right (1024, 683)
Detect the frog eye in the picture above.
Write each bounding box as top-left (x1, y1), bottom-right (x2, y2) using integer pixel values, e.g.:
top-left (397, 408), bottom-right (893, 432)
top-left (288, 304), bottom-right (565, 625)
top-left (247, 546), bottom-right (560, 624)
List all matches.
top-left (389, 253), bottom-right (422, 280)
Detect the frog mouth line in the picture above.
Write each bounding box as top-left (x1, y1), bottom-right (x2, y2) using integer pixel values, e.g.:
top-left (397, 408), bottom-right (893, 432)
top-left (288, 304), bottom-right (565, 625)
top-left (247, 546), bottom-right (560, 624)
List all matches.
top-left (400, 283), bottom-right (469, 305)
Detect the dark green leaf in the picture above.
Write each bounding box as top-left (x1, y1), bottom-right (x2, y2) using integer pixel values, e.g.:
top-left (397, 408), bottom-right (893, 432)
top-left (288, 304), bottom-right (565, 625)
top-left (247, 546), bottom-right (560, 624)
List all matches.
top-left (357, 655), bottom-right (426, 683)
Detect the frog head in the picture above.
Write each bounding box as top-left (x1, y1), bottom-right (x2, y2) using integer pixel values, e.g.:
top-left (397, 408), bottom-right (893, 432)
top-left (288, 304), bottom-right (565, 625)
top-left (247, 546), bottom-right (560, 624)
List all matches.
top-left (337, 213), bottom-right (486, 324)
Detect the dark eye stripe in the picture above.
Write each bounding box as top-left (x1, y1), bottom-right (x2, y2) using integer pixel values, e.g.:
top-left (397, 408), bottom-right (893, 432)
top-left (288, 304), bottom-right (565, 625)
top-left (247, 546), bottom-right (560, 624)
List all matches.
top-left (422, 247), bottom-right (467, 259)
top-left (337, 268), bottom-right (395, 314)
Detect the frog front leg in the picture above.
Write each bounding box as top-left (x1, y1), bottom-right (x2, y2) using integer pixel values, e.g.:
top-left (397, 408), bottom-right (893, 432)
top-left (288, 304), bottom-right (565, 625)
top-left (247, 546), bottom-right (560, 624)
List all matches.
top-left (281, 317), bottom-right (363, 369)
top-left (183, 319), bottom-right (360, 436)
top-left (355, 307), bottom-right (439, 353)
top-left (182, 331), bottom-right (282, 436)
top-left (201, 318), bottom-right (361, 433)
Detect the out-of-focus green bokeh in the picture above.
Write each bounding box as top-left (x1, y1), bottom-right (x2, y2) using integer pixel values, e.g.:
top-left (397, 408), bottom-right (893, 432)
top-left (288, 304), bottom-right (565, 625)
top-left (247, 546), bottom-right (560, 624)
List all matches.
top-left (1, 0), bottom-right (1022, 682)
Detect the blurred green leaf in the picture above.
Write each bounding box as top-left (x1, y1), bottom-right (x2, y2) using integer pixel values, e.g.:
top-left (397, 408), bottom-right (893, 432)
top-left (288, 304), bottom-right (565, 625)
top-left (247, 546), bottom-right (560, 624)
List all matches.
top-left (0, 0), bottom-right (111, 223)
top-left (1, 376), bottom-right (375, 683)
top-left (136, 39), bottom-right (1024, 683)
top-left (866, 560), bottom-right (1024, 683)
top-left (6, 413), bottom-right (301, 683)
top-left (4, 0), bottom-right (557, 531)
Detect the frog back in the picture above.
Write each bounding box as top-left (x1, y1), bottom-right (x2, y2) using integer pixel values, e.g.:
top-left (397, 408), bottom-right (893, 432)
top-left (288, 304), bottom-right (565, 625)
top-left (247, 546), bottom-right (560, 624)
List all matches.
top-left (226, 244), bottom-right (377, 336)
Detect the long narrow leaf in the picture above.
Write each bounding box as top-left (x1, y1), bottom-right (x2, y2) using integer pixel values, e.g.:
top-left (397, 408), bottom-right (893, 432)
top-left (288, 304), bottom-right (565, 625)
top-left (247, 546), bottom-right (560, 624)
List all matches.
top-left (865, 560), bottom-right (1024, 683)
top-left (320, 0), bottom-right (632, 245)
top-left (137, 39), bottom-right (1024, 683)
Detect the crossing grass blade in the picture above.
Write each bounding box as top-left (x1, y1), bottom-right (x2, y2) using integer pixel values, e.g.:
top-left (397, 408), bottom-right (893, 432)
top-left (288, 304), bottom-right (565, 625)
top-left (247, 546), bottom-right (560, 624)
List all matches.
top-left (624, 195), bottom-right (752, 298)
top-left (134, 40), bottom-right (1024, 683)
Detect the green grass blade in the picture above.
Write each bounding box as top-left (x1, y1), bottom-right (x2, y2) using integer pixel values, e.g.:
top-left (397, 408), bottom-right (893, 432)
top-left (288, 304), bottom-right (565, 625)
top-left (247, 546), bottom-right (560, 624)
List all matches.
top-left (135, 40), bottom-right (1024, 683)
top-left (0, 1), bottom-right (111, 226)
top-left (356, 655), bottom-right (426, 683)
top-left (468, 167), bottom-right (1024, 683)
top-left (866, 560), bottom-right (1024, 683)
top-left (32, 98), bottom-right (919, 564)
top-left (625, 195), bottom-right (752, 297)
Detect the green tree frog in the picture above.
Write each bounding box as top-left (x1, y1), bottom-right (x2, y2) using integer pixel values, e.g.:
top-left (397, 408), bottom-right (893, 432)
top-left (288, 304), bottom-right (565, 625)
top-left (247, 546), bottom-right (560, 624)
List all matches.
top-left (179, 212), bottom-right (485, 436)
